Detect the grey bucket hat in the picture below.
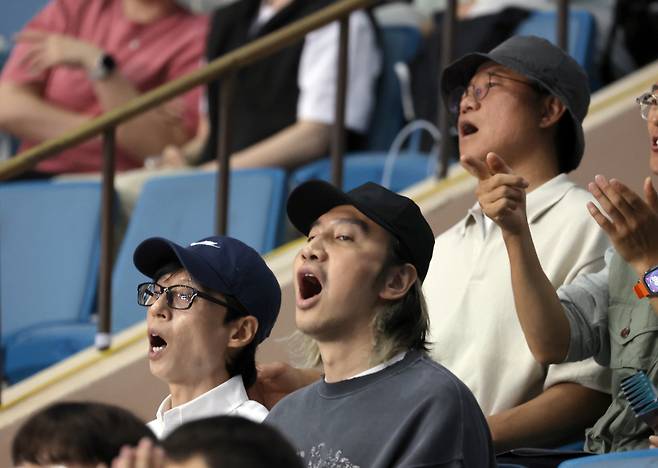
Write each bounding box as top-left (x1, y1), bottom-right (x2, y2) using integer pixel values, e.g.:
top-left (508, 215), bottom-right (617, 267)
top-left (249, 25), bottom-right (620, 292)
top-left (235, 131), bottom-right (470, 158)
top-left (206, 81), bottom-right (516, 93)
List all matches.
top-left (440, 35), bottom-right (590, 173)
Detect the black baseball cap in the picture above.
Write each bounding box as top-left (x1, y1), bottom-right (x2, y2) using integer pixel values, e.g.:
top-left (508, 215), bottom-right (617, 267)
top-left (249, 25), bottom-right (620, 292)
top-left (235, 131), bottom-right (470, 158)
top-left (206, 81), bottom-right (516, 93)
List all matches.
top-left (287, 181), bottom-right (435, 281)
top-left (133, 236), bottom-right (281, 344)
top-left (440, 35), bottom-right (590, 173)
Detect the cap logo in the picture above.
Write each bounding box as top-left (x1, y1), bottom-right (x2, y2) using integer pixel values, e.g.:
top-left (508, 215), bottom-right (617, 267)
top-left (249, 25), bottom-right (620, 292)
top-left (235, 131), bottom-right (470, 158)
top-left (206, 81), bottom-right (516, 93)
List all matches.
top-left (190, 240), bottom-right (221, 249)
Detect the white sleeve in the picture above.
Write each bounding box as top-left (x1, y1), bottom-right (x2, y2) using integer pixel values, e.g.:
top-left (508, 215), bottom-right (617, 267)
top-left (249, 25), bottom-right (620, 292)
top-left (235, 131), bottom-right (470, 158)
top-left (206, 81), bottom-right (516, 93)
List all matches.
top-left (297, 10), bottom-right (382, 133)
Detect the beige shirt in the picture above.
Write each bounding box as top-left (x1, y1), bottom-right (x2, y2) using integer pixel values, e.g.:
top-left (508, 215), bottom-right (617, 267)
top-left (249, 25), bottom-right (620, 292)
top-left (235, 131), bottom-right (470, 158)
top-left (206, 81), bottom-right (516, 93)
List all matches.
top-left (425, 174), bottom-right (612, 415)
top-left (148, 375), bottom-right (268, 438)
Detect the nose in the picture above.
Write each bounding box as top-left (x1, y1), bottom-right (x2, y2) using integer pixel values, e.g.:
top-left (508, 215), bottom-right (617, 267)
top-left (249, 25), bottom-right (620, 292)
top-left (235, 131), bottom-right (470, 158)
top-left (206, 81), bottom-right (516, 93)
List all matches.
top-left (649, 105), bottom-right (658, 125)
top-left (300, 236), bottom-right (327, 262)
top-left (459, 87), bottom-right (479, 114)
top-left (148, 293), bottom-right (171, 320)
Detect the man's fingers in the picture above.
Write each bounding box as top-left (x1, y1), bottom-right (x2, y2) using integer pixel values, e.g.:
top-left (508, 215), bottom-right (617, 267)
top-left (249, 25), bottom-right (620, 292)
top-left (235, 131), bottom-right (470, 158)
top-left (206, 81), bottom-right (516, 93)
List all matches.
top-left (460, 154), bottom-right (491, 181)
top-left (610, 177), bottom-right (649, 215)
top-left (134, 437), bottom-right (159, 468)
top-left (587, 202), bottom-right (615, 236)
top-left (479, 184), bottom-right (525, 207)
top-left (645, 177), bottom-right (658, 212)
top-left (14, 29), bottom-right (48, 43)
top-left (588, 177), bottom-right (627, 227)
top-left (485, 152), bottom-right (513, 175)
top-left (597, 175), bottom-right (636, 223)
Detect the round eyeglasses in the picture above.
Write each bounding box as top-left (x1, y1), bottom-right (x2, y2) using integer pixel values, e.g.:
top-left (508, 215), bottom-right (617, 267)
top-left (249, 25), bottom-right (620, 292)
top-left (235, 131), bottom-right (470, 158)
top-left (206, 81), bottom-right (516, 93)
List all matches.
top-left (447, 72), bottom-right (539, 115)
top-left (137, 282), bottom-right (245, 313)
top-left (636, 92), bottom-right (658, 121)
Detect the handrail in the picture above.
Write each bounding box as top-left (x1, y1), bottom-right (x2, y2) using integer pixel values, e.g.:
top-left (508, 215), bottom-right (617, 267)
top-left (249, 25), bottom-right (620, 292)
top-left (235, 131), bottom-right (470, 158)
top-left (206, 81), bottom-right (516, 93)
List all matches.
top-left (0, 0), bottom-right (375, 397)
top-left (0, 0), bottom-right (376, 180)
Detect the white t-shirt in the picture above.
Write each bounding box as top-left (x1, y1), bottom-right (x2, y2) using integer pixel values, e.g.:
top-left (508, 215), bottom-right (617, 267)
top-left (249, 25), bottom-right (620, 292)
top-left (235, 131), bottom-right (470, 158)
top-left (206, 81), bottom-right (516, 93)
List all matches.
top-left (234, 3), bottom-right (382, 134)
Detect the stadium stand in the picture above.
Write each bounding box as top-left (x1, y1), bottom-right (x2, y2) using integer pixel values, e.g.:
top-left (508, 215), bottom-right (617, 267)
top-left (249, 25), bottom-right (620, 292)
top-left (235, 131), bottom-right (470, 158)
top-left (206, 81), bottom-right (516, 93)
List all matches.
top-left (109, 168), bottom-right (287, 333)
top-left (0, 180), bottom-right (101, 383)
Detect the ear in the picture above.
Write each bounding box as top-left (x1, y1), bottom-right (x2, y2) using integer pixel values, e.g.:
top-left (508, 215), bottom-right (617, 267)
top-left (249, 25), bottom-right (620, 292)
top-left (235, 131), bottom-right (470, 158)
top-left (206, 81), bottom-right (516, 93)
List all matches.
top-left (538, 95), bottom-right (566, 129)
top-left (226, 316), bottom-right (259, 350)
top-left (378, 263), bottom-right (417, 301)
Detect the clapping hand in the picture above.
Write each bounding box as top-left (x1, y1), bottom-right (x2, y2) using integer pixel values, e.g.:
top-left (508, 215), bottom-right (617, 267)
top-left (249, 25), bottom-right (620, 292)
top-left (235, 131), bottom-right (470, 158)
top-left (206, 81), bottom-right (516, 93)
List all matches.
top-left (587, 175), bottom-right (658, 276)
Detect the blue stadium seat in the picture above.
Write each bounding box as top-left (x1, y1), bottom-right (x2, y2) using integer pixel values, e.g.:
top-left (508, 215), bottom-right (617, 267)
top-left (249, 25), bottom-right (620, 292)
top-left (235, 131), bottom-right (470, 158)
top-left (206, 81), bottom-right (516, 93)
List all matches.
top-left (0, 0), bottom-right (50, 45)
top-left (110, 168), bottom-right (287, 333)
top-left (366, 25), bottom-right (422, 151)
top-left (289, 151), bottom-right (434, 193)
top-left (0, 180), bottom-right (101, 383)
top-left (559, 449), bottom-right (658, 467)
top-left (514, 9), bottom-right (596, 80)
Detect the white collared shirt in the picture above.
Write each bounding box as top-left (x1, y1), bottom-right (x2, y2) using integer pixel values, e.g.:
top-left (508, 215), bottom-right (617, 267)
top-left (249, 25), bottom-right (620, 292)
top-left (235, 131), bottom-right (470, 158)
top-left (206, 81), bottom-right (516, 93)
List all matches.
top-left (148, 375), bottom-right (268, 438)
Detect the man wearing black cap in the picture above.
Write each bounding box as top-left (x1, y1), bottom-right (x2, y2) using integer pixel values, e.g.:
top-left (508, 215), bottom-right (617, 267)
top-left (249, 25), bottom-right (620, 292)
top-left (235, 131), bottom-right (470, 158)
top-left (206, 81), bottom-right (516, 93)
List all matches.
top-left (475, 77), bottom-right (658, 453)
top-left (265, 180), bottom-right (495, 467)
top-left (132, 235), bottom-right (281, 438)
top-left (423, 34), bottom-right (611, 451)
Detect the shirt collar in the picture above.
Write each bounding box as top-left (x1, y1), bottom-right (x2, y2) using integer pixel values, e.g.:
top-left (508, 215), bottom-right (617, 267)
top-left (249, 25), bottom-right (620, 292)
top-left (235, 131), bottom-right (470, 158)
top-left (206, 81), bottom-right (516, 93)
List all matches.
top-left (458, 173), bottom-right (574, 236)
top-left (155, 375), bottom-right (250, 433)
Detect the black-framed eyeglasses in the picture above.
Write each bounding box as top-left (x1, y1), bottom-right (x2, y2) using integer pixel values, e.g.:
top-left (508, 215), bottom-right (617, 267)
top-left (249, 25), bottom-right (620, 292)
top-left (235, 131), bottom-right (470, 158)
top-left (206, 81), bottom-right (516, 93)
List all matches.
top-left (447, 72), bottom-right (539, 115)
top-left (636, 92), bottom-right (658, 121)
top-left (137, 282), bottom-right (245, 314)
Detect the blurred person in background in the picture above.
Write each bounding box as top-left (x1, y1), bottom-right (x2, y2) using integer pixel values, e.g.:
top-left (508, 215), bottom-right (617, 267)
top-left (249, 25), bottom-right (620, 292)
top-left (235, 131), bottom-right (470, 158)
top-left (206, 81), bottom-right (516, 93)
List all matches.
top-left (0, 0), bottom-right (207, 177)
top-left (12, 401), bottom-right (155, 468)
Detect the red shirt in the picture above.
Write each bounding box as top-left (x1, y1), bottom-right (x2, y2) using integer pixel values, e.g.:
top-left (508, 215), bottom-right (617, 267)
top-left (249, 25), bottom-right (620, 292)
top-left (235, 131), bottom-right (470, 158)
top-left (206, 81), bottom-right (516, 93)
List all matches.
top-left (1, 0), bottom-right (208, 173)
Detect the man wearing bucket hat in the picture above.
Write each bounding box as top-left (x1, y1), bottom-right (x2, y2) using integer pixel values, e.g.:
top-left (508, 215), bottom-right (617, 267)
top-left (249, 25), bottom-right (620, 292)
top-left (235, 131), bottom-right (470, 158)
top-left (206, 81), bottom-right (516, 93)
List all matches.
top-left (474, 68), bottom-right (658, 452)
top-left (265, 180), bottom-right (495, 467)
top-left (133, 235), bottom-right (281, 438)
top-left (423, 34), bottom-right (612, 452)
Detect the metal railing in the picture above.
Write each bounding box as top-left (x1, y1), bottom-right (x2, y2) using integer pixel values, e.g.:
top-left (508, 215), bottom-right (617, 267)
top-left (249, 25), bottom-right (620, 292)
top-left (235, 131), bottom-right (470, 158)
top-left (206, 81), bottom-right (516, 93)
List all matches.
top-left (0, 0), bottom-right (374, 377)
top-left (0, 0), bottom-right (572, 398)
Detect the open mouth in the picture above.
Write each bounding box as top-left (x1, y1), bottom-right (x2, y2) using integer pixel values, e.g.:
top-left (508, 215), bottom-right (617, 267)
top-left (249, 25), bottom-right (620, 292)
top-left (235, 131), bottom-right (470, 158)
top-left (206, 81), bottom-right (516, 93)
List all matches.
top-left (299, 272), bottom-right (323, 300)
top-left (460, 122), bottom-right (478, 137)
top-left (149, 332), bottom-right (167, 354)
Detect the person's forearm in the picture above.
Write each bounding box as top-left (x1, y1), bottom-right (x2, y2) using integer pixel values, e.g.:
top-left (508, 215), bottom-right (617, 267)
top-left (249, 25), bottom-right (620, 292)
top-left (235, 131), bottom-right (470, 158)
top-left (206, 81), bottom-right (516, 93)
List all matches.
top-left (0, 83), bottom-right (89, 142)
top-left (93, 75), bottom-right (189, 161)
top-left (488, 383), bottom-right (610, 452)
top-left (229, 121), bottom-right (332, 169)
top-left (504, 228), bottom-right (572, 365)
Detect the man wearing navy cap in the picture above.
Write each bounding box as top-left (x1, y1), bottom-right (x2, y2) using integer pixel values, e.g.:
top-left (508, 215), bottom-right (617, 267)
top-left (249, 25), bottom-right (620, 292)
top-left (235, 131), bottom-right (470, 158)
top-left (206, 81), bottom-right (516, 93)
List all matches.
top-left (265, 180), bottom-right (495, 467)
top-left (132, 235), bottom-right (281, 438)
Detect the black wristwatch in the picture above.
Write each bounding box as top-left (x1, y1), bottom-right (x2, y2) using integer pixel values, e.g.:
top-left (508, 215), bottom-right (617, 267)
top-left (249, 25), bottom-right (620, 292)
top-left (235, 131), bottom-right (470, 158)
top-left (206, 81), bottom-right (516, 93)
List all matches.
top-left (89, 52), bottom-right (116, 81)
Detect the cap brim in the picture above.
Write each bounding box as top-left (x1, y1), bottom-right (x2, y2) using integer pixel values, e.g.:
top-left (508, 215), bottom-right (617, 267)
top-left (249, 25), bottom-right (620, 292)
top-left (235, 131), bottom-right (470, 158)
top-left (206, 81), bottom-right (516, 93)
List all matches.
top-left (287, 180), bottom-right (354, 235)
top-left (440, 52), bottom-right (491, 107)
top-left (440, 49), bottom-right (585, 169)
top-left (133, 237), bottom-right (218, 293)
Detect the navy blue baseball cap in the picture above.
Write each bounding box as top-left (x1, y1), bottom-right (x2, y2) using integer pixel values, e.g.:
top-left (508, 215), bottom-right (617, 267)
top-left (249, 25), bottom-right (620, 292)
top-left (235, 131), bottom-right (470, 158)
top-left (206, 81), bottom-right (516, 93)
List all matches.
top-left (133, 236), bottom-right (281, 344)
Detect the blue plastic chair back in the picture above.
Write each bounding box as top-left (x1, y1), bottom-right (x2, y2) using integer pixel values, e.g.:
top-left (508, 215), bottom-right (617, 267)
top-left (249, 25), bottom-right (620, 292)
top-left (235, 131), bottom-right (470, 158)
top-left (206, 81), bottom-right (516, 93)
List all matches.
top-left (0, 0), bottom-right (50, 42)
top-left (559, 449), bottom-right (658, 467)
top-left (0, 180), bottom-right (101, 382)
top-left (289, 151), bottom-right (432, 193)
top-left (111, 168), bottom-right (287, 332)
top-left (514, 9), bottom-right (596, 76)
top-left (366, 26), bottom-right (422, 151)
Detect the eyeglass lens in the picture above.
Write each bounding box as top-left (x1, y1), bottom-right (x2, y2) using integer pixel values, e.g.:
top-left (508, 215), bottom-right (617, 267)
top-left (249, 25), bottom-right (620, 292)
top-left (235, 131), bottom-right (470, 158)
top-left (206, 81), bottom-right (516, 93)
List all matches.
top-left (448, 74), bottom-right (491, 114)
top-left (638, 93), bottom-right (657, 120)
top-left (138, 283), bottom-right (196, 309)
